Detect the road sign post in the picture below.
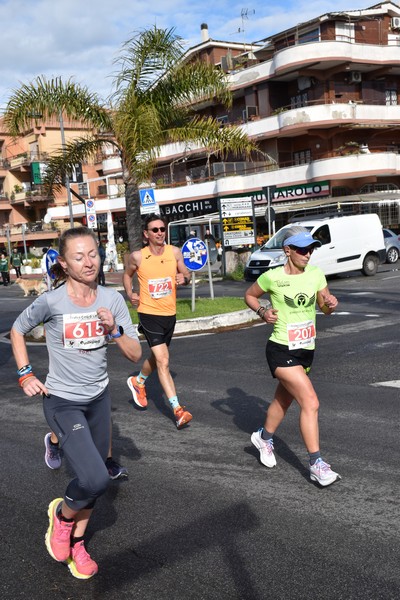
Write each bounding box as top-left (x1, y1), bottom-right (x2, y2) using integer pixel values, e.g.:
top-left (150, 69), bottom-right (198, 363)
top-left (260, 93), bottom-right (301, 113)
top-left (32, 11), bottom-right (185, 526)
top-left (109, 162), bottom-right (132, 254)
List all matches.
top-left (182, 238), bottom-right (209, 311)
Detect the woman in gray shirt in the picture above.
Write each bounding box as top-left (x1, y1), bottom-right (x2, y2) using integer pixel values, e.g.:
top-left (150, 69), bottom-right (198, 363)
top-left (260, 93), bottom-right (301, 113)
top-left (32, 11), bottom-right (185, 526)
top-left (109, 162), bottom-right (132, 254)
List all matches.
top-left (11, 226), bottom-right (141, 580)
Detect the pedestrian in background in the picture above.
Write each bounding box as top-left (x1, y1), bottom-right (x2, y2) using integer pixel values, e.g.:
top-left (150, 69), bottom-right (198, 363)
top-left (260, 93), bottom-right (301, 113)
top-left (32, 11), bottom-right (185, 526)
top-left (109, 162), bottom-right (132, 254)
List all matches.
top-left (0, 252), bottom-right (10, 286)
top-left (10, 248), bottom-right (22, 278)
top-left (98, 240), bottom-right (106, 286)
top-left (245, 226), bottom-right (341, 487)
top-left (11, 226), bottom-right (142, 579)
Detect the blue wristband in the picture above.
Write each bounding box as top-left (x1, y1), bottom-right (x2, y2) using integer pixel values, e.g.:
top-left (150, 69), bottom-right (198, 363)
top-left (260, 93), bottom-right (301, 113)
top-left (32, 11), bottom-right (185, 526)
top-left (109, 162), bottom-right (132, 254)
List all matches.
top-left (17, 364), bottom-right (32, 376)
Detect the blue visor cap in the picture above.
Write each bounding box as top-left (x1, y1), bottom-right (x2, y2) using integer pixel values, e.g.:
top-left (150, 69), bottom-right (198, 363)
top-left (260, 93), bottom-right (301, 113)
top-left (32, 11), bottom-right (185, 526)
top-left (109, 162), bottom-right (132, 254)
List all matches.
top-left (283, 231), bottom-right (321, 248)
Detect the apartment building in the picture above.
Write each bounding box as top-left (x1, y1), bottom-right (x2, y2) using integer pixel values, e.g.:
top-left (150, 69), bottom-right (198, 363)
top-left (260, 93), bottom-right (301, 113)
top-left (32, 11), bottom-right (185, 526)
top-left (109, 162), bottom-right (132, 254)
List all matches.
top-left (147, 2), bottom-right (400, 242)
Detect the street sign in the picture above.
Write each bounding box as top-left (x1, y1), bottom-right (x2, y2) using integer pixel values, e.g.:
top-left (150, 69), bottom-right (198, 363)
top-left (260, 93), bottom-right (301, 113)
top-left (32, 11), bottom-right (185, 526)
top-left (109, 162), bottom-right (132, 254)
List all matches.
top-left (219, 197), bottom-right (255, 247)
top-left (139, 188), bottom-right (158, 214)
top-left (85, 198), bottom-right (97, 229)
top-left (182, 238), bottom-right (208, 271)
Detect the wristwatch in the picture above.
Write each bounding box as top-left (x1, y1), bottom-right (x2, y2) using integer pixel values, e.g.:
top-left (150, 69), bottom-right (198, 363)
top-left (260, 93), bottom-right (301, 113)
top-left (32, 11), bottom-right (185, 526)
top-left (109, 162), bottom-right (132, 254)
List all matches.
top-left (109, 325), bottom-right (124, 339)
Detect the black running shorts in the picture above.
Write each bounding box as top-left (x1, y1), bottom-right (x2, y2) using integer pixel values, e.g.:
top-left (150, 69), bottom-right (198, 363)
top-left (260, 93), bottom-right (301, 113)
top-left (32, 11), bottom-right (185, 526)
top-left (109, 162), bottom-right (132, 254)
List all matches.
top-left (138, 313), bottom-right (176, 348)
top-left (266, 340), bottom-right (314, 378)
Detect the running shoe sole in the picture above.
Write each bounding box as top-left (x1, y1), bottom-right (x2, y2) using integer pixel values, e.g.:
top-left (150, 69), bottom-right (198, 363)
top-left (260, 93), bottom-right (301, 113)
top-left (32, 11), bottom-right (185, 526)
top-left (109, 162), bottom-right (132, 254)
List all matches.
top-left (310, 472), bottom-right (341, 487)
top-left (127, 377), bottom-right (147, 408)
top-left (67, 556), bottom-right (98, 579)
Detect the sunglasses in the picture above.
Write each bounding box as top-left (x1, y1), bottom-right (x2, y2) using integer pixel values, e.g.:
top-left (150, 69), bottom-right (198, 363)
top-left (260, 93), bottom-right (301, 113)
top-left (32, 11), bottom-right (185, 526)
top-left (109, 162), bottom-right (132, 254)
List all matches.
top-left (289, 245), bottom-right (315, 255)
top-left (148, 227), bottom-right (166, 233)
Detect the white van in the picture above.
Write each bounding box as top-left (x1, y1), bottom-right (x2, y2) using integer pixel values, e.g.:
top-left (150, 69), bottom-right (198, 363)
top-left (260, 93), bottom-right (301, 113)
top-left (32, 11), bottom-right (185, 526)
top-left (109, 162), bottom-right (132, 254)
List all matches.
top-left (244, 214), bottom-right (386, 280)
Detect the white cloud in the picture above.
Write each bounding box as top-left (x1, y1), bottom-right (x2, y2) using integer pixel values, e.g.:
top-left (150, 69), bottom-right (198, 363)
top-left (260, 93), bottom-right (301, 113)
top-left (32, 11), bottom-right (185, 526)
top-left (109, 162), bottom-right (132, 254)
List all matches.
top-left (0, 0), bottom-right (373, 108)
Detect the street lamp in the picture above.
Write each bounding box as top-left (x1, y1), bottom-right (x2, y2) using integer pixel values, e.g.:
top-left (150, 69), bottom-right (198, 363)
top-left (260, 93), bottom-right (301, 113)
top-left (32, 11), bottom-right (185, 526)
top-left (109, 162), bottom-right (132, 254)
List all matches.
top-left (29, 111), bottom-right (74, 227)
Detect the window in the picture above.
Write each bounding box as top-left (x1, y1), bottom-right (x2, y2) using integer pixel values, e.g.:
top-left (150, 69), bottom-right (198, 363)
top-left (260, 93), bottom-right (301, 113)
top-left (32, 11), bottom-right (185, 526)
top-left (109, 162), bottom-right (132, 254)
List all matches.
top-left (385, 89), bottom-right (397, 106)
top-left (293, 149), bottom-right (312, 165)
top-left (291, 93), bottom-right (308, 109)
top-left (298, 28), bottom-right (320, 44)
top-left (313, 225), bottom-right (331, 245)
top-left (336, 22), bottom-right (355, 43)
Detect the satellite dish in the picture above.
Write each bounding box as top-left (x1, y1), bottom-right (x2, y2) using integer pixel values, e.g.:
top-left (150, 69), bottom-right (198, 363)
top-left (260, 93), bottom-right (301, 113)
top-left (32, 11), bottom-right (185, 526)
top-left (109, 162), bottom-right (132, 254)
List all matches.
top-left (43, 213), bottom-right (51, 224)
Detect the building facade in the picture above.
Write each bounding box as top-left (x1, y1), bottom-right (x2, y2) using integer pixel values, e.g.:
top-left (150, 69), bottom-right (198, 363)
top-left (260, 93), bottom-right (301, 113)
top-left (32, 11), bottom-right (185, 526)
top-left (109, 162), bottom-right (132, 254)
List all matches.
top-left (2, 2), bottom-right (400, 253)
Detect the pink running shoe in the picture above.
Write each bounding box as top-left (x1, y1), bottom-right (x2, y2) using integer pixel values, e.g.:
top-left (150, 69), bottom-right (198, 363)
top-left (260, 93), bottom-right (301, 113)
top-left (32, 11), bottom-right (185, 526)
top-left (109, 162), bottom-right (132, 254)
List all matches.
top-left (127, 376), bottom-right (148, 408)
top-left (45, 498), bottom-right (73, 562)
top-left (68, 541), bottom-right (98, 579)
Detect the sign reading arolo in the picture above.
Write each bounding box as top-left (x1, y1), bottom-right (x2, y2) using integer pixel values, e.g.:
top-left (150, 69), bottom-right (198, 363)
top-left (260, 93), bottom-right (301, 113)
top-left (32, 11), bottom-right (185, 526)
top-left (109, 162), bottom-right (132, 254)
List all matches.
top-left (252, 181), bottom-right (330, 204)
top-left (272, 181), bottom-right (330, 202)
top-left (219, 197), bottom-right (255, 247)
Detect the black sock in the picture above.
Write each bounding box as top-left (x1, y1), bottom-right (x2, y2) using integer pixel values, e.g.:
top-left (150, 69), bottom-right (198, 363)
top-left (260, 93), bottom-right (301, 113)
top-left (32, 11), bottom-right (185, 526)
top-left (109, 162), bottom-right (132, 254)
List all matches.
top-left (49, 439), bottom-right (59, 448)
top-left (57, 507), bottom-right (74, 523)
top-left (71, 536), bottom-right (85, 547)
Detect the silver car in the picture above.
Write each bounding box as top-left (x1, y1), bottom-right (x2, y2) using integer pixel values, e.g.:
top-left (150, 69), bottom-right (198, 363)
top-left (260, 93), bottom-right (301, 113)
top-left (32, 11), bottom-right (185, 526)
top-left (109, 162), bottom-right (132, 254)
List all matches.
top-left (383, 228), bottom-right (400, 263)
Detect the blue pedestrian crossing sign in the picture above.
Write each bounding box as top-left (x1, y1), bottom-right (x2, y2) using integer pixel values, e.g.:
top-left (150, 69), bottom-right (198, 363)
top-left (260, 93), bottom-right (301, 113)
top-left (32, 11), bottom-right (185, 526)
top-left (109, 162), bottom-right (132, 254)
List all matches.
top-left (139, 188), bottom-right (157, 214)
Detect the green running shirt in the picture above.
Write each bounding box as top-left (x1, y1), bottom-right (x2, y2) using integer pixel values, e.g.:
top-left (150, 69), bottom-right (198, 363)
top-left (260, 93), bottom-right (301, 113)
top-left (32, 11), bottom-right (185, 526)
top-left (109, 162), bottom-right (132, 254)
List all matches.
top-left (257, 265), bottom-right (327, 350)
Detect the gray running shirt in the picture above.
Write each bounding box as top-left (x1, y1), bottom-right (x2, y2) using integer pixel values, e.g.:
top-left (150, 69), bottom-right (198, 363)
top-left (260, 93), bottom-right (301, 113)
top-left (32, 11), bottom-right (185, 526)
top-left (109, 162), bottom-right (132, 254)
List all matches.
top-left (13, 283), bottom-right (138, 401)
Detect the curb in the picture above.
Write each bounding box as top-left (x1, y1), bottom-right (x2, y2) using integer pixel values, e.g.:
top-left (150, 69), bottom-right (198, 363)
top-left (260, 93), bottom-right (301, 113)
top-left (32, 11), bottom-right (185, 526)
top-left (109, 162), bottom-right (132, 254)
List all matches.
top-left (174, 308), bottom-right (260, 335)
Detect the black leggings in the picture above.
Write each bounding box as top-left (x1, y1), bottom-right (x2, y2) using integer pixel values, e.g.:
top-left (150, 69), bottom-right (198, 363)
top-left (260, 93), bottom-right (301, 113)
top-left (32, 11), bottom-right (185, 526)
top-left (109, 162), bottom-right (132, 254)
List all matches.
top-left (43, 387), bottom-right (111, 511)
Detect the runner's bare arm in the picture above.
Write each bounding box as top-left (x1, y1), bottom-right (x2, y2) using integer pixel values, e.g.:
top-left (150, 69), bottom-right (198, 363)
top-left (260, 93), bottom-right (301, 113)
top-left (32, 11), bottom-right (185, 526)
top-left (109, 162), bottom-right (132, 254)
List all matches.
top-left (10, 327), bottom-right (49, 397)
top-left (245, 282), bottom-right (278, 323)
top-left (173, 246), bottom-right (191, 285)
top-left (123, 251), bottom-right (141, 306)
top-left (317, 286), bottom-right (338, 314)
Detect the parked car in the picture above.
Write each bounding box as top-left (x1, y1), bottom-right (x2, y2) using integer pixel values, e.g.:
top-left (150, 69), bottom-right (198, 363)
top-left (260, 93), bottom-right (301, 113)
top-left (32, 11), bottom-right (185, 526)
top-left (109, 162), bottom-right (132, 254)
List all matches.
top-left (244, 214), bottom-right (386, 281)
top-left (383, 228), bottom-right (400, 263)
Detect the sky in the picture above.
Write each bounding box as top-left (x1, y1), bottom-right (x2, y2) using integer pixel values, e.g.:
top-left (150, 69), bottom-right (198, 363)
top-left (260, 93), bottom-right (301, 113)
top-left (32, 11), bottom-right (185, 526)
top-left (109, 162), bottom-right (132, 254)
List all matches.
top-left (0, 0), bottom-right (376, 109)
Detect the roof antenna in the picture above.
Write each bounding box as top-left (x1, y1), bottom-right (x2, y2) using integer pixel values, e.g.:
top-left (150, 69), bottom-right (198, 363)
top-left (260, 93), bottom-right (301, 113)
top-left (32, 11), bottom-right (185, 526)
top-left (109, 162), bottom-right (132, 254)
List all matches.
top-left (240, 8), bottom-right (255, 53)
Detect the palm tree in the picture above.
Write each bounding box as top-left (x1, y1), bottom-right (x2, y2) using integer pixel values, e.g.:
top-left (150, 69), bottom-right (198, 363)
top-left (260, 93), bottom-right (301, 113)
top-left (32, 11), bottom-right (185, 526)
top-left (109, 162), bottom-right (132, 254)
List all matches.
top-left (4, 26), bottom-right (257, 251)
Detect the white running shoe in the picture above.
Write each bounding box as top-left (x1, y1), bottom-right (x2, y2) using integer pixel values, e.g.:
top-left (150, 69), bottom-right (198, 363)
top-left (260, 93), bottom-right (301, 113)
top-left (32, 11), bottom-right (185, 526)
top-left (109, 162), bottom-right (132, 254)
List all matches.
top-left (309, 458), bottom-right (341, 487)
top-left (251, 429), bottom-right (276, 468)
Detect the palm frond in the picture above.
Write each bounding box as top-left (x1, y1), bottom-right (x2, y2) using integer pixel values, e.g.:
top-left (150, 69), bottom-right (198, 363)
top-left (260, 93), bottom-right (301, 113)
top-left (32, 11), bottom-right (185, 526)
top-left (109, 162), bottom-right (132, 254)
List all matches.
top-left (112, 26), bottom-right (185, 98)
top-left (4, 76), bottom-right (112, 136)
top-left (43, 137), bottom-right (116, 193)
top-left (167, 116), bottom-right (258, 160)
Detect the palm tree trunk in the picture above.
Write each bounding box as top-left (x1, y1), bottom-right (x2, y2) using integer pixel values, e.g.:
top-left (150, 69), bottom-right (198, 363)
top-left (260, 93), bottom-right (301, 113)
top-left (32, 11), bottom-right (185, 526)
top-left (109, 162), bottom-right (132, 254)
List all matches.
top-left (125, 181), bottom-right (143, 251)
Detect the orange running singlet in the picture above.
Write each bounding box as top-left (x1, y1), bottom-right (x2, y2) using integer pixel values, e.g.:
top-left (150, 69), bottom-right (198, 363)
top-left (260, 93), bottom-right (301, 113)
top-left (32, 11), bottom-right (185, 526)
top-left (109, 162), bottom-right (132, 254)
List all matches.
top-left (137, 245), bottom-right (177, 316)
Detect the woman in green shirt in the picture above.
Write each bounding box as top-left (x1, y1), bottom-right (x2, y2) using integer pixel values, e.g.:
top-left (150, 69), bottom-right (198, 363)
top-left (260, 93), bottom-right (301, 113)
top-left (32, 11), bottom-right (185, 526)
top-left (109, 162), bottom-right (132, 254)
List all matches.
top-left (0, 252), bottom-right (10, 286)
top-left (245, 226), bottom-right (341, 487)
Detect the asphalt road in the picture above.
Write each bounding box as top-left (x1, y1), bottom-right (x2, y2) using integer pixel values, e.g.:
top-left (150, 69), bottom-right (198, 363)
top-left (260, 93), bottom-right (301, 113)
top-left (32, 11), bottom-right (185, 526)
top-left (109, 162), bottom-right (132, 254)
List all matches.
top-left (1, 265), bottom-right (399, 599)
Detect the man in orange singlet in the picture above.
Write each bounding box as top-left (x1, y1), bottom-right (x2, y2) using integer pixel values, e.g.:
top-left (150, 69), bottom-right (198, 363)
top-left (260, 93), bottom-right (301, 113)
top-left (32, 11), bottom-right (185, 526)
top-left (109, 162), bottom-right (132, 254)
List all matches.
top-left (123, 213), bottom-right (192, 429)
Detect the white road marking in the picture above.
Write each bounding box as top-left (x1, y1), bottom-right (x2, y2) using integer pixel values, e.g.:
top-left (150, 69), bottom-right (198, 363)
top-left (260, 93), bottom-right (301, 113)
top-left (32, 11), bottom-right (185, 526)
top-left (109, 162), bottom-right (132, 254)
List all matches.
top-left (371, 381), bottom-right (400, 388)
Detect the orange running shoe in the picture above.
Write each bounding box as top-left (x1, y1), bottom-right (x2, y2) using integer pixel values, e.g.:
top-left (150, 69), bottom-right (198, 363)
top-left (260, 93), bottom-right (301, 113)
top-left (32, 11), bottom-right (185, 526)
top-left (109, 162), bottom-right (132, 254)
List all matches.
top-left (127, 376), bottom-right (148, 408)
top-left (174, 406), bottom-right (193, 429)
top-left (68, 541), bottom-right (98, 579)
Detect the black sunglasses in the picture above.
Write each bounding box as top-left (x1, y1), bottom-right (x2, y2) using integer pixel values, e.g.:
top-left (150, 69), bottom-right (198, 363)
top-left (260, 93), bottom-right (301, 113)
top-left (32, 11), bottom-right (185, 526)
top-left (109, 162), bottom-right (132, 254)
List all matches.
top-left (289, 245), bottom-right (315, 255)
top-left (148, 227), bottom-right (166, 233)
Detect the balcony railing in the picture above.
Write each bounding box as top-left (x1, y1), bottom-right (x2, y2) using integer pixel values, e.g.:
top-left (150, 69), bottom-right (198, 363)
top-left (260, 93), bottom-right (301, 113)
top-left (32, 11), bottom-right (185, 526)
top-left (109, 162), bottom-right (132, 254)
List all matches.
top-left (0, 221), bottom-right (59, 237)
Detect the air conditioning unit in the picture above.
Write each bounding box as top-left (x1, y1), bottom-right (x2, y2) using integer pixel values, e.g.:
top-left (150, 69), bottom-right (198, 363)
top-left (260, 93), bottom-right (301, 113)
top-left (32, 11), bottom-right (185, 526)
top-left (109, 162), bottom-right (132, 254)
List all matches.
top-left (242, 106), bottom-right (258, 121)
top-left (350, 71), bottom-right (362, 83)
top-left (391, 17), bottom-right (400, 29)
